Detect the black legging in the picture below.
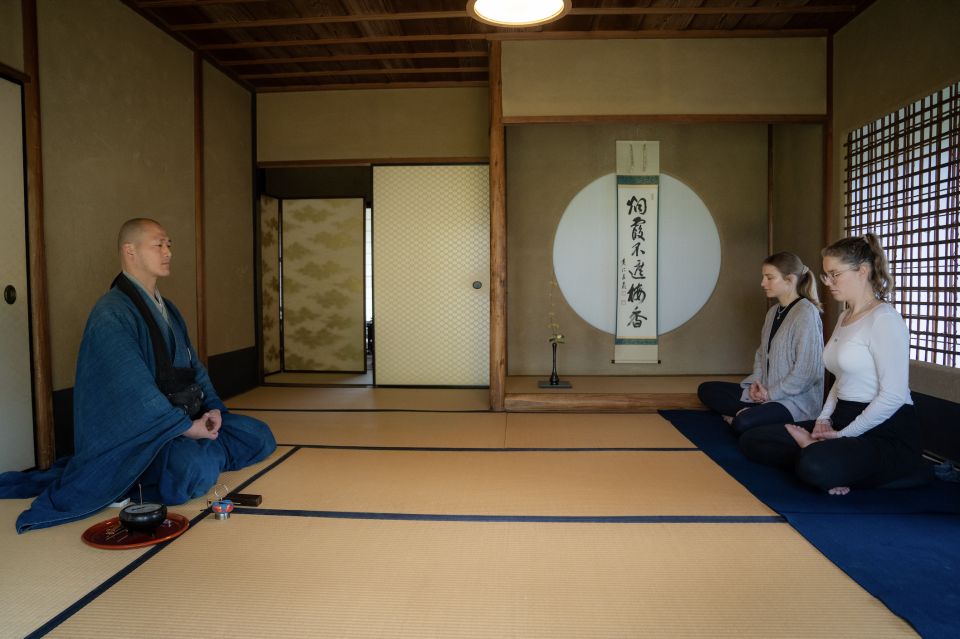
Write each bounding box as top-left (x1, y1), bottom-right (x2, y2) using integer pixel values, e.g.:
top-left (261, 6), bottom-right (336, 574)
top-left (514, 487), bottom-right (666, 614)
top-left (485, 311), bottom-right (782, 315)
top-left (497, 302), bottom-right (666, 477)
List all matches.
top-left (697, 381), bottom-right (793, 435)
top-left (738, 400), bottom-right (922, 490)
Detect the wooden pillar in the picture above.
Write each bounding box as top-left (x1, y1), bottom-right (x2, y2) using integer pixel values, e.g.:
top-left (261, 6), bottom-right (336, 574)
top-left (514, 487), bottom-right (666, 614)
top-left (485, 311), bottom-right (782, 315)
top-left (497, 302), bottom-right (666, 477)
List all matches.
top-left (489, 40), bottom-right (506, 411)
top-left (767, 124), bottom-right (774, 255)
top-left (823, 35), bottom-right (838, 332)
top-left (22, 0), bottom-right (56, 469)
top-left (823, 36), bottom-right (834, 248)
top-left (194, 53), bottom-right (207, 364)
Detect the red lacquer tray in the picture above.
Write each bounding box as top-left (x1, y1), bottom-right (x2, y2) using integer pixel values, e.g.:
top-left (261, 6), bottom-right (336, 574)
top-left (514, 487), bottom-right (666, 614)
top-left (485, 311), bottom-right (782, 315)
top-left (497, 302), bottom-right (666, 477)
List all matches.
top-left (82, 513), bottom-right (189, 550)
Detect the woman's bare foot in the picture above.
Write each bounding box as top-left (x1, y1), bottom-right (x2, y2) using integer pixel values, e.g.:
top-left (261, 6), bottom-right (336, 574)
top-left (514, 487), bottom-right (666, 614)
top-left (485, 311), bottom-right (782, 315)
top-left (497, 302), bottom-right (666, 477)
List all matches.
top-left (828, 486), bottom-right (851, 496)
top-left (722, 415), bottom-right (734, 425)
top-left (784, 423), bottom-right (815, 448)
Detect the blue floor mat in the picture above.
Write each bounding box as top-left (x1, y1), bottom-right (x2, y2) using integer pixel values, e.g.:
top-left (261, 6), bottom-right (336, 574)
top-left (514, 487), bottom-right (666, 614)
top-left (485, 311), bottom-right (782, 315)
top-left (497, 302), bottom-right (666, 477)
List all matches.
top-left (660, 409), bottom-right (960, 516)
top-left (660, 409), bottom-right (960, 639)
top-left (787, 512), bottom-right (960, 639)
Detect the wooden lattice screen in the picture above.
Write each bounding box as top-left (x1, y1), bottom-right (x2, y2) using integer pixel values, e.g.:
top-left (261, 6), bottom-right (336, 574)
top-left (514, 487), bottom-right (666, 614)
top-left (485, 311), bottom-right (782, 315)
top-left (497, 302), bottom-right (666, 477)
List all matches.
top-left (844, 82), bottom-right (960, 367)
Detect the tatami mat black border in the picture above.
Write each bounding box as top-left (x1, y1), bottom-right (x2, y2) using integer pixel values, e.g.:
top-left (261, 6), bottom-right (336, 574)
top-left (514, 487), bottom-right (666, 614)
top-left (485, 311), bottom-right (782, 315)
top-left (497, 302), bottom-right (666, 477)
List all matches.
top-left (22, 443), bottom-right (766, 638)
top-left (25, 510), bottom-right (213, 639)
top-left (229, 407), bottom-right (493, 413)
top-left (232, 508), bottom-right (786, 524)
top-left (26, 447), bottom-right (302, 638)
top-left (282, 444), bottom-right (700, 452)
top-left (229, 446), bottom-right (302, 493)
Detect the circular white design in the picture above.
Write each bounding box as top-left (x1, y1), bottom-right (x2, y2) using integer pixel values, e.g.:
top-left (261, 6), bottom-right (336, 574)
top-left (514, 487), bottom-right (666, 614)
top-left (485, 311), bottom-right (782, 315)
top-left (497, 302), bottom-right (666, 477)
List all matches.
top-left (552, 173), bottom-right (721, 335)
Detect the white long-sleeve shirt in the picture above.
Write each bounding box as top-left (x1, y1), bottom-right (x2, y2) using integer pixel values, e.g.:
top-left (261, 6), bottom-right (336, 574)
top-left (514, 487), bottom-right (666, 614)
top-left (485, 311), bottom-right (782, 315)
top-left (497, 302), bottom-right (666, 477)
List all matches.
top-left (819, 303), bottom-right (912, 437)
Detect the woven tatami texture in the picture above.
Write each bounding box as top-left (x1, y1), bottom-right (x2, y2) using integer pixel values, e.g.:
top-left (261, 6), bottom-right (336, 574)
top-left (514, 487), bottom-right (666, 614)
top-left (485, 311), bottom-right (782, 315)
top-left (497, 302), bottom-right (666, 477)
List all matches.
top-left (239, 410), bottom-right (507, 448)
top-left (5, 396), bottom-right (918, 639)
top-left (227, 386), bottom-right (490, 411)
top-left (0, 499), bottom-right (151, 639)
top-left (241, 411), bottom-right (693, 450)
top-left (0, 446), bottom-right (291, 639)
top-left (245, 448), bottom-right (773, 517)
top-left (504, 413), bottom-right (693, 448)
top-left (49, 515), bottom-right (915, 638)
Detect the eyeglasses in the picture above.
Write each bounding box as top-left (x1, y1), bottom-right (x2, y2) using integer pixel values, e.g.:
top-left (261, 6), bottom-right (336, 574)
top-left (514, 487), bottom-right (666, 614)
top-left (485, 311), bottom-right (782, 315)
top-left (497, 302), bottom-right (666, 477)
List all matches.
top-left (819, 267), bottom-right (858, 285)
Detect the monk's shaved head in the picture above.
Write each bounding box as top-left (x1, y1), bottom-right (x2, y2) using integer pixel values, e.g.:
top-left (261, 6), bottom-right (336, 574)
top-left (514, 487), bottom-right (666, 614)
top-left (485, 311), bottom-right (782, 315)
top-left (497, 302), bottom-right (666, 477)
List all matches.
top-left (118, 218), bottom-right (162, 252)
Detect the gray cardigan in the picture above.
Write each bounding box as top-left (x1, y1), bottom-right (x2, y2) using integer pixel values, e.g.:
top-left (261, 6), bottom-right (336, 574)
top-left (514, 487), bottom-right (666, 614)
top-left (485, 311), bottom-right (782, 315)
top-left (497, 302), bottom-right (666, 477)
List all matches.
top-left (740, 297), bottom-right (824, 422)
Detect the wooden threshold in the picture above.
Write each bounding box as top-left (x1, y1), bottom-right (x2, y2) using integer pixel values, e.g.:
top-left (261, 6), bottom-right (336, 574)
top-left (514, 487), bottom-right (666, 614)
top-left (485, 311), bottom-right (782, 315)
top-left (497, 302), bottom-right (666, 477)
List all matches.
top-left (505, 392), bottom-right (703, 413)
top-left (503, 375), bottom-right (741, 413)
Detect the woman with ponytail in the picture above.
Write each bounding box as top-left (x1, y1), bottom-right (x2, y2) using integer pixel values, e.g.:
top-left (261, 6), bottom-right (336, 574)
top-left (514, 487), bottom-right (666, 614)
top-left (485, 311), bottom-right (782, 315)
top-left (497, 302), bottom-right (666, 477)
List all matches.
top-left (740, 234), bottom-right (924, 495)
top-left (698, 252), bottom-right (824, 434)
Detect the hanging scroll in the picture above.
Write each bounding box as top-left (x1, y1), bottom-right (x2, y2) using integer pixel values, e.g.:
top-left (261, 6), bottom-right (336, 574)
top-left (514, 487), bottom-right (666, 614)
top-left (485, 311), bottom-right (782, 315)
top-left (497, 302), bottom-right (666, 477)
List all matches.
top-left (614, 141), bottom-right (659, 364)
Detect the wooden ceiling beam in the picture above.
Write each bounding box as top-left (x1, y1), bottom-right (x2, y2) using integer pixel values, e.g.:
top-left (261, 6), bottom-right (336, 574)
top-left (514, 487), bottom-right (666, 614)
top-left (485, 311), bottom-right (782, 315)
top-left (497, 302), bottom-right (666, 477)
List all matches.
top-left (488, 28), bottom-right (829, 40)
top-left (199, 33), bottom-right (488, 50)
top-left (568, 6), bottom-right (857, 17)
top-left (167, 5), bottom-right (859, 32)
top-left (240, 66), bottom-right (488, 80)
top-left (119, 0), bottom-right (255, 91)
top-left (170, 10), bottom-right (468, 31)
top-left (222, 51), bottom-right (487, 66)
top-left (659, 0), bottom-right (707, 32)
top-left (336, 0), bottom-right (406, 72)
top-left (136, 0), bottom-right (267, 7)
top-left (255, 80), bottom-right (488, 92)
top-left (198, 27), bottom-right (826, 52)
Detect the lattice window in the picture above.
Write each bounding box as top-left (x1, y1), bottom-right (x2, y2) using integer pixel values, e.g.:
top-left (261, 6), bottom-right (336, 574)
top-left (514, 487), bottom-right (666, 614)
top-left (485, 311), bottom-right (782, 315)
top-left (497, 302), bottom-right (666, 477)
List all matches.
top-left (844, 82), bottom-right (960, 367)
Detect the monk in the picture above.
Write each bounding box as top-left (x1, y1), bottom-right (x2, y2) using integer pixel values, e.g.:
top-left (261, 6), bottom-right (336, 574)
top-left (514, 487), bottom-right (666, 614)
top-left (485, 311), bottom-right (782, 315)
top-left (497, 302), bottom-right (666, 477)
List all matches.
top-left (1, 218), bottom-right (275, 532)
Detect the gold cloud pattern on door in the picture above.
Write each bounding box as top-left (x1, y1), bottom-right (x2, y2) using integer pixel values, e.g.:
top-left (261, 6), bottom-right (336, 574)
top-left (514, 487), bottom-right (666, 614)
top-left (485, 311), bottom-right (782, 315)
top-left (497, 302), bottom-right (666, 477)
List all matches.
top-left (281, 198), bottom-right (365, 372)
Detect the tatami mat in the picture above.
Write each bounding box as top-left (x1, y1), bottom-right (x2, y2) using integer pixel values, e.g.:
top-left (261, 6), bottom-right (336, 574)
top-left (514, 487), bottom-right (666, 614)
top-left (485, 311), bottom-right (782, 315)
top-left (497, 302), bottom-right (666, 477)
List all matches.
top-left (6, 391), bottom-right (918, 638)
top-left (245, 448), bottom-right (774, 516)
top-left (49, 515), bottom-right (916, 638)
top-left (237, 410), bottom-right (507, 448)
top-left (504, 413), bottom-right (694, 448)
top-left (0, 499), bottom-right (151, 639)
top-left (238, 411), bottom-right (693, 450)
top-left (0, 447), bottom-right (290, 639)
top-left (228, 386), bottom-right (490, 411)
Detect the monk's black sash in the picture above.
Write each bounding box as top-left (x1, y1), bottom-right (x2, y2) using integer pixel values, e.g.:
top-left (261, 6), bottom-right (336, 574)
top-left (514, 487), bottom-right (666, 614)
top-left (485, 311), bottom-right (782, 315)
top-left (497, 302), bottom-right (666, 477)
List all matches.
top-left (111, 273), bottom-right (205, 419)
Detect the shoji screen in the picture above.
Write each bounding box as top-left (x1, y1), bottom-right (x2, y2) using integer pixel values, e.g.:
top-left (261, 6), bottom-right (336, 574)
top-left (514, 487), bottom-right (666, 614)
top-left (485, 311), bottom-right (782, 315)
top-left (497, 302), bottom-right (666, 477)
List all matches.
top-left (373, 165), bottom-right (489, 386)
top-left (281, 198), bottom-right (366, 372)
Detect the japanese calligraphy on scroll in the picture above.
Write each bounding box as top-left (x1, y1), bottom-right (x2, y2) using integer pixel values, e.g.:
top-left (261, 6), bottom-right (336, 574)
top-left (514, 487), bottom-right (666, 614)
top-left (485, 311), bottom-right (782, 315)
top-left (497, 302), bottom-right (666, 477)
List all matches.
top-left (615, 141), bottom-right (659, 364)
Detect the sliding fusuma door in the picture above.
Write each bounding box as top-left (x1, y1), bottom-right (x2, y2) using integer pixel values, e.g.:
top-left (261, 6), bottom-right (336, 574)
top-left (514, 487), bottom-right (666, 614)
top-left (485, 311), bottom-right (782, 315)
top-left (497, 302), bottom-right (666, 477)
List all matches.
top-left (280, 198), bottom-right (366, 372)
top-left (260, 194), bottom-right (281, 375)
top-left (373, 165), bottom-right (489, 386)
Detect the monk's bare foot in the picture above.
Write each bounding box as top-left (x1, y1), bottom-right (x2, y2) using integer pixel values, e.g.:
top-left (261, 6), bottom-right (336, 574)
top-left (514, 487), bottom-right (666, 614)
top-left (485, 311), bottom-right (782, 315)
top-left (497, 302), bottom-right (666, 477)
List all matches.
top-left (828, 486), bottom-right (850, 496)
top-left (722, 415), bottom-right (734, 425)
top-left (784, 423), bottom-right (815, 448)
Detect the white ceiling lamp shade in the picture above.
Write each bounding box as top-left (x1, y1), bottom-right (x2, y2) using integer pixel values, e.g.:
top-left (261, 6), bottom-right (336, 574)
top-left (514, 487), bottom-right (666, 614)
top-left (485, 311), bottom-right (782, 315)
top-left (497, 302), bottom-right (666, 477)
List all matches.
top-left (467, 0), bottom-right (571, 27)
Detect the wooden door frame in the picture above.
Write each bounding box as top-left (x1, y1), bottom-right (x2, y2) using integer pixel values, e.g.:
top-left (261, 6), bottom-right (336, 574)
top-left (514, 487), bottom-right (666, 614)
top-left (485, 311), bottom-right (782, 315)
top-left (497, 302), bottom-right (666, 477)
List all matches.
top-left (20, 0), bottom-right (55, 469)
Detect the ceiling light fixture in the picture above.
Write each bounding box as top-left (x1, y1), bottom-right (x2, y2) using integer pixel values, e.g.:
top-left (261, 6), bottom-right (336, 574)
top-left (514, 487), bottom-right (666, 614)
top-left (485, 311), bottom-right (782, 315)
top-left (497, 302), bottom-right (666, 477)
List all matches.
top-left (467, 0), bottom-right (571, 28)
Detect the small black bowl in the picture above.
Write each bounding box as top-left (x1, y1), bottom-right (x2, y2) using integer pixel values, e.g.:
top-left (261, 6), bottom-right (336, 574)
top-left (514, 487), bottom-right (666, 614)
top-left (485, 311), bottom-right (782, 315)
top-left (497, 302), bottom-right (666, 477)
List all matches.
top-left (119, 502), bottom-right (167, 533)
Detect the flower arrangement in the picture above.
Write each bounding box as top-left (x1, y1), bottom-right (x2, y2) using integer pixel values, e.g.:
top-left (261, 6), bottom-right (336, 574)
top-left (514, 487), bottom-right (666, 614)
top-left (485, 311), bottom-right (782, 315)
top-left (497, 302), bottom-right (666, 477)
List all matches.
top-left (547, 280), bottom-right (565, 344)
top-left (539, 280), bottom-right (572, 388)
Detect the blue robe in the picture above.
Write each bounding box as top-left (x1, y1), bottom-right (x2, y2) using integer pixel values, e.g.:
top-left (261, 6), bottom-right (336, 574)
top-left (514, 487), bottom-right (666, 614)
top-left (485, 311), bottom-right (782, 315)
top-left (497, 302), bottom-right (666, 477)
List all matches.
top-left (0, 281), bottom-right (275, 532)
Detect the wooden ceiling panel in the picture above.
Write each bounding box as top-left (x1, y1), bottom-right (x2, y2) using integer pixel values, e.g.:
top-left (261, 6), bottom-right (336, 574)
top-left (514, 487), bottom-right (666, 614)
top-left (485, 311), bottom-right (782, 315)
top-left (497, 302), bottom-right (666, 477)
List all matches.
top-left (125, 0), bottom-right (875, 92)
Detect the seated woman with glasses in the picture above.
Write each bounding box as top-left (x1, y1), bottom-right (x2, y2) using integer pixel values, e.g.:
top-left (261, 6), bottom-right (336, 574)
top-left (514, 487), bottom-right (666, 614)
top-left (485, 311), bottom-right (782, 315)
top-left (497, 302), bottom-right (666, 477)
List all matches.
top-left (739, 233), bottom-right (924, 495)
top-left (698, 252), bottom-right (824, 435)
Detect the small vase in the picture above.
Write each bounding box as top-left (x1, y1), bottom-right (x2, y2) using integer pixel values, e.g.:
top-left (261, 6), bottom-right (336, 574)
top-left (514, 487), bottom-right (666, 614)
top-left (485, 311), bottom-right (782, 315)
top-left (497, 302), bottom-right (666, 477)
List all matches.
top-left (538, 340), bottom-right (571, 389)
top-left (549, 341), bottom-right (560, 385)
